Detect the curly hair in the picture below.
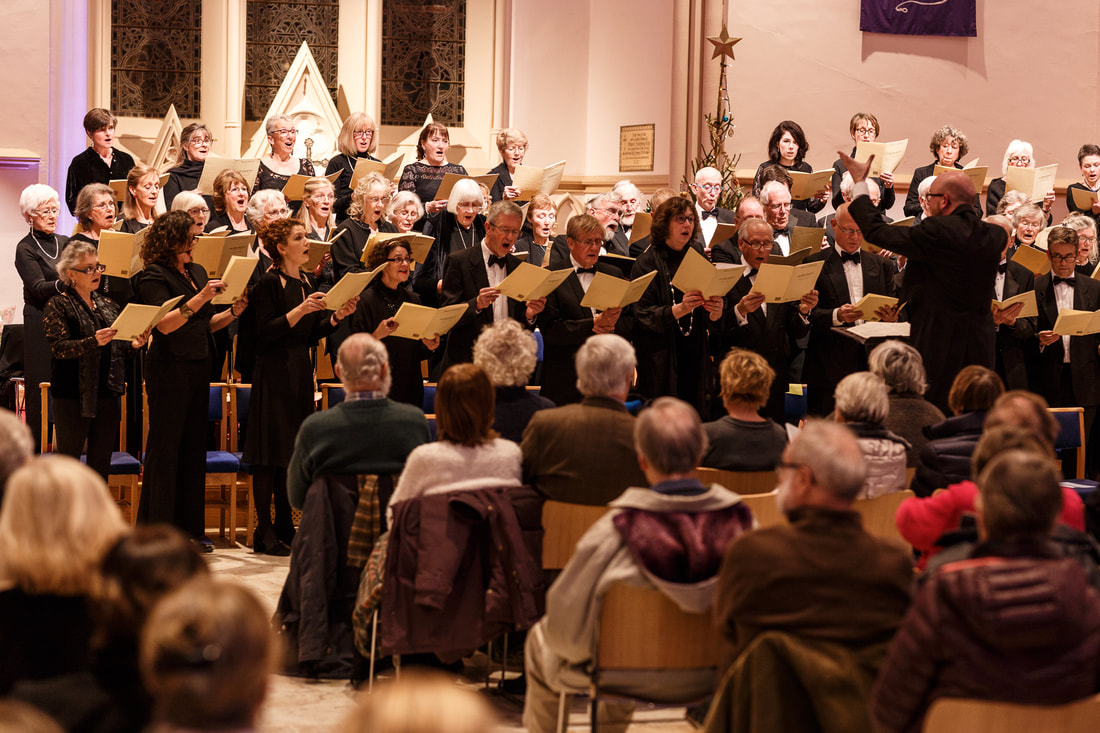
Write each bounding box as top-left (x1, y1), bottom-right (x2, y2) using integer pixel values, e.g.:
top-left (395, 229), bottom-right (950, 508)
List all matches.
top-left (364, 238), bottom-right (410, 271)
top-left (347, 172), bottom-right (390, 222)
top-left (473, 319), bottom-right (538, 387)
top-left (929, 125), bottom-right (969, 160)
top-left (142, 210), bottom-right (195, 270)
top-left (257, 218), bottom-right (304, 268)
top-left (650, 195), bottom-right (697, 247)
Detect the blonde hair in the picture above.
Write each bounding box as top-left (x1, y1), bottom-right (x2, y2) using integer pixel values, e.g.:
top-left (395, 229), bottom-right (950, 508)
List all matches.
top-left (343, 671), bottom-right (497, 733)
top-left (718, 348), bottom-right (775, 408)
top-left (495, 128), bottom-right (529, 156)
top-left (337, 112), bottom-right (379, 157)
top-left (0, 455), bottom-right (127, 595)
top-left (347, 172), bottom-right (391, 222)
top-left (295, 177), bottom-right (336, 231)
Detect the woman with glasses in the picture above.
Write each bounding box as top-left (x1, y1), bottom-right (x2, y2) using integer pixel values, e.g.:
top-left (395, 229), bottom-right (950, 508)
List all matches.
top-left (385, 190), bottom-right (425, 234)
top-left (15, 184), bottom-right (69, 448)
top-left (334, 238), bottom-right (439, 408)
top-left (631, 196), bottom-right (724, 416)
top-left (488, 128), bottom-right (528, 202)
top-left (255, 115), bottom-right (315, 212)
top-left (829, 112), bottom-right (895, 213)
top-left (71, 182), bottom-right (133, 306)
top-left (244, 218), bottom-right (357, 554)
top-left (136, 210), bottom-right (244, 552)
top-left (120, 164), bottom-right (163, 233)
top-left (985, 140), bottom-right (1054, 219)
top-left (1063, 212), bottom-right (1099, 276)
top-left (207, 169), bottom-right (252, 233)
top-left (332, 172), bottom-right (401, 280)
top-left (904, 125), bottom-right (976, 221)
top-left (398, 122), bottom-right (468, 225)
top-left (412, 178), bottom-right (486, 307)
top-left (163, 123), bottom-right (214, 209)
top-left (754, 120), bottom-right (826, 215)
top-left (325, 112), bottom-right (381, 223)
top-left (42, 241), bottom-right (149, 479)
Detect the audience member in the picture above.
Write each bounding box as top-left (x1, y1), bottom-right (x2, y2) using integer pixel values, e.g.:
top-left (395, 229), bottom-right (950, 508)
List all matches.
top-left (522, 334), bottom-right (646, 504)
top-left (473, 319), bottom-right (553, 442)
top-left (523, 397), bottom-right (755, 733)
top-left (834, 372), bottom-right (909, 498)
top-left (701, 348), bottom-right (786, 471)
top-left (0, 407), bottom-right (33, 504)
top-left (868, 340), bottom-right (946, 467)
top-left (343, 670), bottom-right (498, 733)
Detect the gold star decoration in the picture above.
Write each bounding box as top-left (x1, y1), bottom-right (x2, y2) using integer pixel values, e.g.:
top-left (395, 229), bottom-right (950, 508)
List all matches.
top-left (707, 24), bottom-right (741, 61)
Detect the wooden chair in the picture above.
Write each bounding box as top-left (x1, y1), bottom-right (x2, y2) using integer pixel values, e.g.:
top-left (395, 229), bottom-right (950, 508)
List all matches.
top-left (853, 489), bottom-right (913, 547)
top-left (320, 382), bottom-right (345, 410)
top-left (738, 490), bottom-right (784, 529)
top-left (922, 694), bottom-right (1100, 733)
top-left (1050, 406), bottom-right (1088, 479)
top-left (695, 466), bottom-right (777, 494)
top-left (566, 583), bottom-right (720, 732)
top-left (540, 500), bottom-right (609, 570)
top-left (39, 383), bottom-right (141, 524)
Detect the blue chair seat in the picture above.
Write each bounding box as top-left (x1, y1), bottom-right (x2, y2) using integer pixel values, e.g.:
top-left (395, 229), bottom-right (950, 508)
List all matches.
top-left (206, 451), bottom-right (240, 473)
top-left (232, 451), bottom-right (253, 474)
top-left (79, 451), bottom-right (142, 475)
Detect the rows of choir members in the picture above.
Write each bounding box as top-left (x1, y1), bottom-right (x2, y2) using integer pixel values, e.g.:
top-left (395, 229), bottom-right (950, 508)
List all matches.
top-left (16, 106), bottom-right (1100, 547)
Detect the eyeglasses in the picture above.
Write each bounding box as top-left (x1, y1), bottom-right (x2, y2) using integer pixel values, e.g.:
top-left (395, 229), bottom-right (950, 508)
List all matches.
top-left (593, 207), bottom-right (621, 218)
top-left (743, 240), bottom-right (773, 250)
top-left (395, 209), bottom-right (419, 218)
top-left (854, 127), bottom-right (877, 135)
top-left (92, 201), bottom-right (115, 211)
top-left (353, 130), bottom-right (374, 139)
top-left (489, 223), bottom-right (521, 237)
top-left (575, 238), bottom-right (604, 248)
top-left (672, 215), bottom-right (694, 225)
top-left (504, 145), bottom-right (527, 153)
top-left (272, 129), bottom-right (296, 137)
top-left (925, 192), bottom-right (946, 200)
top-left (767, 202), bottom-right (792, 211)
top-left (835, 225), bottom-right (861, 236)
top-left (72, 263), bottom-right (107, 275)
top-left (188, 206), bottom-right (210, 216)
top-left (188, 138), bottom-right (212, 146)
top-left (264, 207), bottom-right (291, 218)
top-left (311, 194), bottom-right (335, 203)
top-left (33, 207), bottom-right (60, 217)
top-left (1050, 253), bottom-right (1077, 263)
top-left (368, 196), bottom-right (391, 205)
top-left (695, 183), bottom-right (722, 192)
top-left (227, 185), bottom-right (249, 195)
top-left (1008, 156), bottom-right (1031, 165)
top-left (386, 256), bottom-right (412, 264)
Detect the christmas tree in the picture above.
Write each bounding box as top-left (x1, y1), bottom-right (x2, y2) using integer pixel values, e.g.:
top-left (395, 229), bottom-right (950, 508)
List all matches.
top-left (687, 24), bottom-right (744, 212)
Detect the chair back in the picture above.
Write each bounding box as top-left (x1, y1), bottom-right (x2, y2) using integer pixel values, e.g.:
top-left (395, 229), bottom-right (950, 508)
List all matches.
top-left (922, 694), bottom-right (1100, 733)
top-left (207, 383), bottom-right (230, 450)
top-left (321, 383), bottom-right (345, 410)
top-left (696, 466), bottom-right (777, 494)
top-left (422, 383), bottom-right (437, 414)
top-left (738, 491), bottom-right (784, 529)
top-left (1050, 407), bottom-right (1086, 479)
top-left (596, 583), bottom-right (720, 671)
top-left (853, 489), bottom-right (913, 547)
top-left (541, 500), bottom-right (609, 570)
top-left (229, 384), bottom-right (251, 452)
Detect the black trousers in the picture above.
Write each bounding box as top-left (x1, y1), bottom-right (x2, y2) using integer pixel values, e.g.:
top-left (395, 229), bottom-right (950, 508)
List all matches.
top-left (52, 395), bottom-right (120, 481)
top-left (252, 465), bottom-right (295, 548)
top-left (22, 309), bottom-right (49, 450)
top-left (139, 357), bottom-right (209, 538)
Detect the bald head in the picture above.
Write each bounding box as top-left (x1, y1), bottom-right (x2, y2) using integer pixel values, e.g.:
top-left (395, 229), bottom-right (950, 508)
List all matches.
top-left (832, 203), bottom-right (863, 253)
top-left (936, 170), bottom-right (976, 213)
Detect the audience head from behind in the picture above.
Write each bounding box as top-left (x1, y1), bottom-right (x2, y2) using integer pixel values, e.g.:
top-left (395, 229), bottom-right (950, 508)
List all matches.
top-left (983, 390), bottom-right (1058, 452)
top-left (946, 365), bottom-right (1003, 417)
top-left (834, 372), bottom-right (889, 425)
top-left (343, 670), bottom-right (498, 733)
top-left (634, 397), bottom-right (708, 483)
top-left (0, 455), bottom-right (127, 596)
top-left (868, 340), bottom-right (929, 396)
top-left (337, 332), bottom-right (391, 395)
top-left (574, 333), bottom-right (635, 402)
top-left (0, 407), bottom-right (33, 502)
top-left (436, 364), bottom-right (497, 447)
top-left (473, 318), bottom-right (537, 388)
top-left (0, 700), bottom-right (64, 733)
top-left (976, 450), bottom-right (1062, 544)
top-left (719, 348), bottom-right (774, 415)
top-left (776, 420), bottom-right (867, 513)
top-left (970, 425), bottom-right (1057, 485)
top-left (141, 578), bottom-right (277, 732)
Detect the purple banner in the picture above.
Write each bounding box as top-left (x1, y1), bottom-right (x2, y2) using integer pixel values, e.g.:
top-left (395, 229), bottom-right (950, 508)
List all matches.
top-left (860, 0), bottom-right (976, 37)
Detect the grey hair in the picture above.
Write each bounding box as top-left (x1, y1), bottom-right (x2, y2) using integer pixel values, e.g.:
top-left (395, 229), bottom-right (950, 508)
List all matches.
top-left (612, 180), bottom-right (642, 200)
top-left (1063, 212), bottom-right (1098, 264)
top-left (1000, 139), bottom-right (1034, 177)
top-left (758, 180), bottom-right (789, 206)
top-left (868, 340), bottom-right (928, 396)
top-left (486, 199), bottom-right (522, 225)
top-left (634, 397), bottom-right (707, 476)
top-left (996, 189), bottom-right (1031, 216)
top-left (336, 333), bottom-right (391, 394)
top-left (575, 334), bottom-right (635, 398)
top-left (19, 184), bottom-right (60, 222)
top-left (788, 420), bottom-right (867, 502)
top-left (1012, 203), bottom-right (1044, 228)
top-left (0, 408), bottom-right (33, 492)
top-left (738, 217), bottom-right (771, 240)
top-left (57, 240), bottom-right (100, 285)
top-left (265, 114), bottom-right (294, 137)
top-left (984, 214), bottom-right (1013, 237)
top-left (385, 190), bottom-right (424, 224)
top-left (839, 172), bottom-right (879, 203)
top-left (245, 189), bottom-right (287, 226)
top-left (74, 183), bottom-right (116, 228)
top-left (586, 190), bottom-right (623, 211)
top-left (917, 175), bottom-right (937, 198)
top-left (446, 179), bottom-right (484, 215)
top-left (834, 372), bottom-right (890, 424)
top-left (171, 191), bottom-right (207, 213)
top-left (472, 319), bottom-right (537, 387)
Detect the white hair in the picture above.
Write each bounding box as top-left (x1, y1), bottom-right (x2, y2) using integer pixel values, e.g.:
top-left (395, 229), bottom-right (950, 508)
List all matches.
top-left (246, 189), bottom-right (287, 226)
top-left (1001, 139), bottom-right (1034, 177)
top-left (788, 421), bottom-right (867, 502)
top-left (575, 334), bottom-right (635, 398)
top-left (834, 372), bottom-right (890, 424)
top-left (337, 333), bottom-right (391, 394)
top-left (171, 191), bottom-right (206, 213)
top-left (19, 184), bottom-right (60, 222)
top-left (446, 178), bottom-right (484, 214)
top-left (917, 175), bottom-right (937, 198)
top-left (759, 180), bottom-right (789, 206)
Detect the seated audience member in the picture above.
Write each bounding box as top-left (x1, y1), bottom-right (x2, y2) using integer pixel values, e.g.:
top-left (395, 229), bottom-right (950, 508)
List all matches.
top-left (898, 391), bottom-right (1086, 571)
top-left (0, 700), bottom-right (64, 733)
top-left (141, 578), bottom-right (278, 733)
top-left (521, 334), bottom-right (647, 505)
top-left (715, 420), bottom-right (912, 666)
top-left (871, 451), bottom-right (1100, 733)
top-left (523, 397), bottom-right (755, 733)
top-left (473, 319), bottom-right (554, 443)
top-left (387, 364), bottom-right (522, 521)
top-left (0, 456), bottom-right (128, 698)
top-left (0, 408), bottom-right (33, 504)
top-left (909, 365), bottom-right (1004, 498)
top-left (868, 340), bottom-right (945, 468)
top-left (343, 670), bottom-right (498, 733)
top-left (834, 372), bottom-right (909, 499)
top-left (701, 348), bottom-right (787, 471)
top-left (287, 334), bottom-right (430, 510)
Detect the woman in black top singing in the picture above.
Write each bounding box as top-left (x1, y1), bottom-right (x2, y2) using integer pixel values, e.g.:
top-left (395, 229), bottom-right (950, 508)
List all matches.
top-left (243, 218), bottom-right (358, 554)
top-left (325, 112), bottom-right (381, 223)
top-left (163, 123), bottom-right (213, 210)
top-left (43, 240), bottom-right (149, 480)
top-left (136, 211), bottom-right (247, 552)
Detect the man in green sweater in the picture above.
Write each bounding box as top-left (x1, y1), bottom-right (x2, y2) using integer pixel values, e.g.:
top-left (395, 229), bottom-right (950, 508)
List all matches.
top-left (287, 333), bottom-right (431, 508)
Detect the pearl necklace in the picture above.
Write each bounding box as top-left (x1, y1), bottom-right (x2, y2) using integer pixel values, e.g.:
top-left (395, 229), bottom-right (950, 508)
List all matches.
top-left (30, 229), bottom-right (60, 260)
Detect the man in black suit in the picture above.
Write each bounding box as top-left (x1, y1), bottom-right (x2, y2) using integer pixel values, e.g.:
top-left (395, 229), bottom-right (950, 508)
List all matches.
top-left (439, 200), bottom-right (546, 370)
top-left (610, 181), bottom-right (642, 255)
top-left (1018, 227), bottom-right (1100, 472)
top-left (839, 152), bottom-right (1003, 412)
top-left (986, 214), bottom-right (1035, 391)
top-left (804, 203), bottom-right (899, 416)
top-left (712, 195), bottom-right (765, 265)
top-left (547, 190), bottom-right (626, 268)
top-left (759, 181), bottom-right (818, 256)
top-left (726, 218), bottom-right (817, 422)
top-left (538, 215), bottom-right (629, 406)
top-left (691, 166), bottom-right (736, 251)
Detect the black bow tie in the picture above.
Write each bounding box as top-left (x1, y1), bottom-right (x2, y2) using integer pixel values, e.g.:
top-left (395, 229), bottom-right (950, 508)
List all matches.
top-left (701, 209), bottom-right (718, 220)
top-left (747, 268), bottom-right (759, 279)
top-left (487, 255), bottom-right (508, 269)
top-left (997, 262), bottom-right (1008, 274)
top-left (840, 251), bottom-right (861, 265)
top-left (575, 266), bottom-right (596, 275)
top-left (1053, 276), bottom-right (1076, 286)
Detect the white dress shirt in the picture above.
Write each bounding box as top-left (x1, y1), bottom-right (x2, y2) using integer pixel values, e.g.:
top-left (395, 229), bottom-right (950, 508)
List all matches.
top-left (481, 242), bottom-right (508, 323)
top-left (1054, 275), bottom-right (1075, 363)
top-left (696, 203), bottom-right (718, 246)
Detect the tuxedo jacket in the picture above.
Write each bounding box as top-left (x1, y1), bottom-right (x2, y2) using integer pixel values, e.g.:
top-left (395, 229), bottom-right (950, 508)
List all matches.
top-left (711, 236), bottom-right (783, 265)
top-left (993, 260), bottom-right (1036, 391)
top-left (549, 234), bottom-right (632, 277)
top-left (1018, 273), bottom-right (1100, 407)
top-left (692, 206), bottom-right (736, 250)
top-left (803, 247), bottom-right (898, 415)
top-left (537, 262), bottom-right (633, 406)
top-left (439, 245), bottom-right (530, 370)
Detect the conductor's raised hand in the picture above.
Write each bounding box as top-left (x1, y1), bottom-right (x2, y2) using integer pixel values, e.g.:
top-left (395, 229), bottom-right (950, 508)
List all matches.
top-left (837, 150), bottom-right (873, 184)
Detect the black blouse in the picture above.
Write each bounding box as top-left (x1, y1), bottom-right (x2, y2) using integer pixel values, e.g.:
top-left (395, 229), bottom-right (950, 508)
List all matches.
top-left (137, 262), bottom-right (216, 362)
top-left (65, 147), bottom-right (135, 215)
top-left (331, 218), bottom-right (398, 280)
top-left (325, 151), bottom-right (380, 223)
top-left (68, 232), bottom-right (134, 307)
top-left (15, 229), bottom-right (68, 312)
top-left (398, 161), bottom-right (468, 208)
top-left (163, 159), bottom-right (208, 210)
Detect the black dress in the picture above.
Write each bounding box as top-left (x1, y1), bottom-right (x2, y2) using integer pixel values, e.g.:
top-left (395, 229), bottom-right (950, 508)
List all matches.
top-left (331, 217), bottom-right (399, 280)
top-left (335, 279), bottom-right (431, 408)
top-left (118, 218), bottom-right (150, 234)
top-left (254, 158), bottom-right (316, 215)
top-left (205, 212), bottom-right (251, 233)
top-left (163, 158), bottom-right (211, 210)
top-left (64, 147), bottom-right (135, 215)
top-left (412, 212), bottom-right (485, 307)
top-left (325, 151), bottom-right (380, 223)
top-left (15, 228), bottom-right (67, 449)
top-left (754, 159), bottom-right (825, 214)
top-left (488, 161), bottom-right (514, 202)
top-left (136, 262), bottom-right (217, 539)
top-left (398, 161), bottom-right (468, 230)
